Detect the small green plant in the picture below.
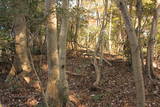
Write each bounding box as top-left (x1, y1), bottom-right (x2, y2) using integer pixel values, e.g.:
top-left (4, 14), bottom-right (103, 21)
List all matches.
top-left (91, 94), bottom-right (103, 101)
top-left (75, 68), bottom-right (81, 73)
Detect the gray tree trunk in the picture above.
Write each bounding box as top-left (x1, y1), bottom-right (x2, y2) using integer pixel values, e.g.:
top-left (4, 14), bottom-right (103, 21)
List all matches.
top-left (74, 0), bottom-right (80, 49)
top-left (114, 0), bottom-right (145, 107)
top-left (15, 15), bottom-right (32, 74)
top-left (14, 0), bottom-right (32, 73)
top-left (108, 0), bottom-right (112, 53)
top-left (59, 0), bottom-right (69, 106)
top-left (136, 0), bottom-right (145, 72)
top-left (45, 0), bottom-right (63, 106)
top-left (13, 0), bottom-right (32, 84)
top-left (147, 0), bottom-right (160, 79)
top-left (93, 0), bottom-right (108, 86)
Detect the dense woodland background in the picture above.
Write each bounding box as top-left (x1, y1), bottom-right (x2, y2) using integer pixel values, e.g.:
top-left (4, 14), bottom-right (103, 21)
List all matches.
top-left (0, 0), bottom-right (160, 107)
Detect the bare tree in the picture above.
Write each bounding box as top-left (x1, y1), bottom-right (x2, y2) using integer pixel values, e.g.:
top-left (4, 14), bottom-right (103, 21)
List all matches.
top-left (74, 0), bottom-right (81, 49)
top-left (45, 0), bottom-right (63, 106)
top-left (13, 0), bottom-right (32, 83)
top-left (147, 0), bottom-right (160, 79)
top-left (114, 0), bottom-right (145, 107)
top-left (59, 0), bottom-right (69, 106)
top-left (108, 0), bottom-right (112, 53)
top-left (136, 0), bottom-right (145, 72)
top-left (93, 0), bottom-right (108, 86)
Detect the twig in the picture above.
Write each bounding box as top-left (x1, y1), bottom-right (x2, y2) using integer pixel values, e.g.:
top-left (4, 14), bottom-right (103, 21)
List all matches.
top-left (66, 71), bottom-right (86, 76)
top-left (28, 48), bottom-right (49, 107)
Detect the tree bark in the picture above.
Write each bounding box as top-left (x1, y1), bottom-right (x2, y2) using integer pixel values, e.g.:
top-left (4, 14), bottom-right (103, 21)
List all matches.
top-left (136, 0), bottom-right (145, 72)
top-left (45, 0), bottom-right (63, 106)
top-left (13, 0), bottom-right (32, 83)
top-left (14, 15), bottom-right (32, 73)
top-left (93, 0), bottom-right (108, 86)
top-left (147, 0), bottom-right (160, 79)
top-left (74, 0), bottom-right (81, 49)
top-left (108, 6), bottom-right (112, 53)
top-left (114, 0), bottom-right (145, 107)
top-left (14, 0), bottom-right (32, 73)
top-left (58, 0), bottom-right (69, 106)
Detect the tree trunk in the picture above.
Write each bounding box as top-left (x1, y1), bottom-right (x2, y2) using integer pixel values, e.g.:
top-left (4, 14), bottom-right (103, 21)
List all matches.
top-left (58, 0), bottom-right (69, 106)
top-left (4, 0), bottom-right (33, 84)
top-left (14, 15), bottom-right (32, 73)
top-left (45, 0), bottom-right (63, 106)
top-left (14, 0), bottom-right (32, 73)
top-left (114, 0), bottom-right (145, 107)
top-left (13, 0), bottom-right (32, 84)
top-left (147, 0), bottom-right (160, 79)
top-left (93, 0), bottom-right (108, 86)
top-left (108, 7), bottom-right (112, 53)
top-left (74, 0), bottom-right (81, 49)
top-left (136, 0), bottom-right (145, 72)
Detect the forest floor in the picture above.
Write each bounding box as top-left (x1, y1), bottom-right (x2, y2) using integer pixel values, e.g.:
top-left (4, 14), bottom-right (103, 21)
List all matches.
top-left (0, 50), bottom-right (160, 107)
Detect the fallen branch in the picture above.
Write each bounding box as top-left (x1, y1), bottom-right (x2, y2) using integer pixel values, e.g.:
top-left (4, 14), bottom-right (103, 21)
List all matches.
top-left (68, 95), bottom-right (80, 105)
top-left (83, 52), bottom-right (112, 66)
top-left (68, 94), bottom-right (86, 107)
top-left (66, 71), bottom-right (86, 76)
top-left (75, 42), bottom-right (112, 66)
top-left (97, 53), bottom-right (112, 66)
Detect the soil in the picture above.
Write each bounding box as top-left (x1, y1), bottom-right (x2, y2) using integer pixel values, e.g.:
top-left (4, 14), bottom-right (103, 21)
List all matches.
top-left (0, 50), bottom-right (160, 107)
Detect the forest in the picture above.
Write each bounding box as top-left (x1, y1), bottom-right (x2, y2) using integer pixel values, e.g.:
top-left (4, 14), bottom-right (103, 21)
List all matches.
top-left (0, 0), bottom-right (160, 107)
